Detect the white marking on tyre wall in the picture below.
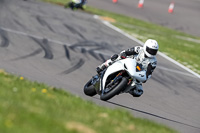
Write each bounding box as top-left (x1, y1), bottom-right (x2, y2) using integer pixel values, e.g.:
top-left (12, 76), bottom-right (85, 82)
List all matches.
top-left (93, 15), bottom-right (200, 79)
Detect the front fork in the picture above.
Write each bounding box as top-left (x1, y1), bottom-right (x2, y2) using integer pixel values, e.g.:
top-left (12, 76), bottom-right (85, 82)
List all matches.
top-left (102, 71), bottom-right (125, 94)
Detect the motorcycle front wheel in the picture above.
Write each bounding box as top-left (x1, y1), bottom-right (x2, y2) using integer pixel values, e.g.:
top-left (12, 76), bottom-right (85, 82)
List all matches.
top-left (84, 78), bottom-right (97, 96)
top-left (100, 77), bottom-right (128, 101)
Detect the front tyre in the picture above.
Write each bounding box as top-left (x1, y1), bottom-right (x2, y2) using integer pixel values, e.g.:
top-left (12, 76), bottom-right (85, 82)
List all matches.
top-left (84, 79), bottom-right (97, 96)
top-left (100, 77), bottom-right (128, 101)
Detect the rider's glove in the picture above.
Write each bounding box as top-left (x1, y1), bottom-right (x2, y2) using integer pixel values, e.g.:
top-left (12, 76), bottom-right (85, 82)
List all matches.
top-left (120, 52), bottom-right (126, 59)
top-left (96, 67), bottom-right (101, 74)
top-left (111, 54), bottom-right (119, 61)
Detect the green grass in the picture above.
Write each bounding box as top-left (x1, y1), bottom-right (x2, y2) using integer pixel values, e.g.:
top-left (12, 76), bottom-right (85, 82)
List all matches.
top-left (0, 70), bottom-right (177, 133)
top-left (43, 0), bottom-right (200, 75)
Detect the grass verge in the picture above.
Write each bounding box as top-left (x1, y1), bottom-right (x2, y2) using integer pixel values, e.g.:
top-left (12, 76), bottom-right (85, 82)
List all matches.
top-left (0, 69), bottom-right (177, 133)
top-left (43, 0), bottom-right (200, 75)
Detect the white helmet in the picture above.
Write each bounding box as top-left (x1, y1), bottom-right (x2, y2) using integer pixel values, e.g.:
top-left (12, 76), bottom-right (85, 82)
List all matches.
top-left (143, 39), bottom-right (159, 58)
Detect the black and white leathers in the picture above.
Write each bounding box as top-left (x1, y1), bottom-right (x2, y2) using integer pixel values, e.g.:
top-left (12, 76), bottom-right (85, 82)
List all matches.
top-left (121, 46), bottom-right (157, 81)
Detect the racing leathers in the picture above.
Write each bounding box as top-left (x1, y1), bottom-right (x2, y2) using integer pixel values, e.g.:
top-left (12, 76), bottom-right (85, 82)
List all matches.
top-left (73, 0), bottom-right (87, 10)
top-left (96, 46), bottom-right (157, 97)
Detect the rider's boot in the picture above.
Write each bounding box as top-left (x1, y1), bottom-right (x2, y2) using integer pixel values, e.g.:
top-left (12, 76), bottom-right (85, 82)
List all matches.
top-left (129, 83), bottom-right (143, 97)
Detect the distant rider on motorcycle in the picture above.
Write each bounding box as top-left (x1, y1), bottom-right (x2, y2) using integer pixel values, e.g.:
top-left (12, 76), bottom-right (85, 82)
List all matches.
top-left (66, 0), bottom-right (87, 10)
top-left (96, 39), bottom-right (159, 97)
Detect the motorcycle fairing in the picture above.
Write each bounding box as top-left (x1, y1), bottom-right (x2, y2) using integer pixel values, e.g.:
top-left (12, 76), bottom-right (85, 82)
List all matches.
top-left (101, 60), bottom-right (123, 91)
top-left (123, 58), bottom-right (147, 82)
top-left (101, 58), bottom-right (147, 91)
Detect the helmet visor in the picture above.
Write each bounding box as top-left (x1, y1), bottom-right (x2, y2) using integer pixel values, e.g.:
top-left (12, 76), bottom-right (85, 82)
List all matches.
top-left (146, 47), bottom-right (157, 55)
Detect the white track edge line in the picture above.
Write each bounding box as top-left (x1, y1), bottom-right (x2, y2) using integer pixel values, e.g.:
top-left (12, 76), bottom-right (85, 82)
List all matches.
top-left (93, 15), bottom-right (200, 79)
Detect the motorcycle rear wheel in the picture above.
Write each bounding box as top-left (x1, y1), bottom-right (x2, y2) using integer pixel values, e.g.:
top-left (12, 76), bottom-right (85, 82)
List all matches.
top-left (100, 77), bottom-right (128, 101)
top-left (84, 78), bottom-right (97, 96)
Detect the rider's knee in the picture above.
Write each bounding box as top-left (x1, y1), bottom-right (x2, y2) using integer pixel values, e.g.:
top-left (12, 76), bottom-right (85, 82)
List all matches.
top-left (131, 84), bottom-right (143, 97)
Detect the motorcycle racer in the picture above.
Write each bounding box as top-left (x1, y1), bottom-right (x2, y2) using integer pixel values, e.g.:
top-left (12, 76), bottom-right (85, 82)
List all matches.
top-left (74, 0), bottom-right (87, 9)
top-left (65, 0), bottom-right (87, 10)
top-left (96, 39), bottom-right (159, 97)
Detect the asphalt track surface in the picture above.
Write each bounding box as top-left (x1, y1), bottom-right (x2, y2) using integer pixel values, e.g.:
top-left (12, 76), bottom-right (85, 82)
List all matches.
top-left (0, 0), bottom-right (200, 133)
top-left (87, 0), bottom-right (200, 37)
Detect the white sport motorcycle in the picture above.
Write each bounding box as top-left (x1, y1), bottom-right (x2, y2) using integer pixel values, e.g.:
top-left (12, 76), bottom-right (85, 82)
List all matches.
top-left (83, 58), bottom-right (146, 101)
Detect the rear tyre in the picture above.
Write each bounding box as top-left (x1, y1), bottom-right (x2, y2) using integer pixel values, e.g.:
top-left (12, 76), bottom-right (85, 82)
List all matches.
top-left (84, 79), bottom-right (97, 96)
top-left (100, 77), bottom-right (128, 101)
